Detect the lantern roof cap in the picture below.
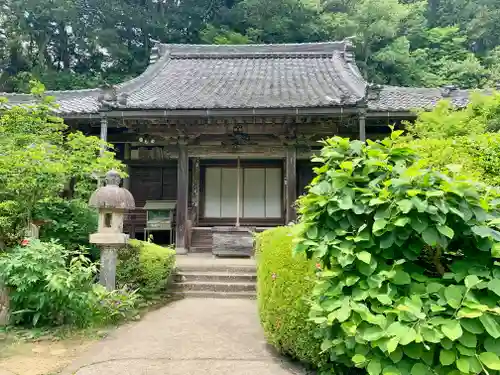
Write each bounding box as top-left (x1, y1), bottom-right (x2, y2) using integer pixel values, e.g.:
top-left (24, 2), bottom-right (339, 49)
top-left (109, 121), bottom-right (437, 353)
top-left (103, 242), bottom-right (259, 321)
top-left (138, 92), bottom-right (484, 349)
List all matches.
top-left (88, 170), bottom-right (135, 210)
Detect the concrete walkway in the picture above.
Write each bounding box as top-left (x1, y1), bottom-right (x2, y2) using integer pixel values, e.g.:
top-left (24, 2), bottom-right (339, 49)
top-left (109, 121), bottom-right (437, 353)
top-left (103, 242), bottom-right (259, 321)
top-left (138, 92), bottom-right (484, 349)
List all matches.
top-left (61, 299), bottom-right (307, 375)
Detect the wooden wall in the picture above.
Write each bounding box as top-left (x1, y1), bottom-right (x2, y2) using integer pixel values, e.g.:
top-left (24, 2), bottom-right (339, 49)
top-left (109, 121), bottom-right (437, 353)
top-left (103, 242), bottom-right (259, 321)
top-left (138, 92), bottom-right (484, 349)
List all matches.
top-left (297, 160), bottom-right (316, 196)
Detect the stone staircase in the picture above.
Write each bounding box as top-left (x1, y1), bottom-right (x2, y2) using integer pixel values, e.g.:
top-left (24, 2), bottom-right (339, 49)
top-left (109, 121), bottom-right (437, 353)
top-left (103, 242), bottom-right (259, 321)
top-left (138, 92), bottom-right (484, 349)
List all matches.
top-left (170, 255), bottom-right (257, 299)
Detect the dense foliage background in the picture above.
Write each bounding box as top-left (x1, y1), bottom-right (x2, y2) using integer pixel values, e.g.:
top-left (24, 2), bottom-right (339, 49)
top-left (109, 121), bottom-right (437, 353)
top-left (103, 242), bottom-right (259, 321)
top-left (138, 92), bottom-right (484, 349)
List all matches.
top-left (1, 0), bottom-right (500, 92)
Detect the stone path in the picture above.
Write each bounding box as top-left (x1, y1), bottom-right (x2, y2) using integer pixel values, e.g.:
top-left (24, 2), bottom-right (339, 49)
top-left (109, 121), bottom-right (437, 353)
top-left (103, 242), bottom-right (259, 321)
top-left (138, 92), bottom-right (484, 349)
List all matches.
top-left (60, 298), bottom-right (307, 375)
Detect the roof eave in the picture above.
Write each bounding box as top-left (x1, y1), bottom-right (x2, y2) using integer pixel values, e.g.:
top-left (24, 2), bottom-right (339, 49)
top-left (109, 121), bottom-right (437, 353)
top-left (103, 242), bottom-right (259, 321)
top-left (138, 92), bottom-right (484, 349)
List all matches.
top-left (53, 108), bottom-right (419, 120)
top-left (103, 106), bottom-right (362, 118)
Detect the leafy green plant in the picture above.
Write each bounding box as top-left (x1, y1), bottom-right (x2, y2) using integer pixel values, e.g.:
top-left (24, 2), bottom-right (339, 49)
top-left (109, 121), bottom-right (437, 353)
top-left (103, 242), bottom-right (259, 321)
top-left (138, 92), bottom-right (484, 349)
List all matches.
top-left (34, 198), bottom-right (99, 257)
top-left (0, 239), bottom-right (140, 328)
top-left (116, 239), bottom-right (176, 298)
top-left (405, 134), bottom-right (500, 187)
top-left (0, 240), bottom-right (98, 327)
top-left (91, 285), bottom-right (139, 324)
top-left (295, 134), bottom-right (500, 375)
top-left (408, 91), bottom-right (500, 140)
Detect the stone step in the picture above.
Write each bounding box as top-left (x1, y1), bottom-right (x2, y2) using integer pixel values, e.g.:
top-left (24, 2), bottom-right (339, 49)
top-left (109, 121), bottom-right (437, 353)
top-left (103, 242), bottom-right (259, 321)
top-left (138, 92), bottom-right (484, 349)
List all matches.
top-left (175, 263), bottom-right (256, 274)
top-left (169, 290), bottom-right (256, 299)
top-left (189, 247), bottom-right (212, 254)
top-left (174, 271), bottom-right (257, 283)
top-left (172, 281), bottom-right (256, 293)
top-left (212, 249), bottom-right (253, 257)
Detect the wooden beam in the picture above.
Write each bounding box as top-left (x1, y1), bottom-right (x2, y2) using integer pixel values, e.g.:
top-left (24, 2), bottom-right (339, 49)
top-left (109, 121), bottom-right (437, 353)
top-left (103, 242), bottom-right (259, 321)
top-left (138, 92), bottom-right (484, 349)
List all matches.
top-left (175, 142), bottom-right (189, 254)
top-left (285, 146), bottom-right (297, 223)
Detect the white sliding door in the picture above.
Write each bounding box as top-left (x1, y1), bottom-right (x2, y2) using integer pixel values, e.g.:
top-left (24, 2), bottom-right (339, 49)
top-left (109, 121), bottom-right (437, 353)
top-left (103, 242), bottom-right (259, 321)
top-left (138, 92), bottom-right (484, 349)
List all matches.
top-left (264, 168), bottom-right (282, 218)
top-left (243, 168), bottom-right (265, 218)
top-left (220, 168), bottom-right (240, 218)
top-left (204, 166), bottom-right (282, 219)
top-left (204, 168), bottom-right (222, 217)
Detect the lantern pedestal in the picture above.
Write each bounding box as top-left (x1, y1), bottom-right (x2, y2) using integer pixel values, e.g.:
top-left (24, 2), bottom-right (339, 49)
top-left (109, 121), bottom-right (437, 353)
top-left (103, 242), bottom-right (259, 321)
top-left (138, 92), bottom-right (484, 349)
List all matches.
top-left (99, 246), bottom-right (119, 291)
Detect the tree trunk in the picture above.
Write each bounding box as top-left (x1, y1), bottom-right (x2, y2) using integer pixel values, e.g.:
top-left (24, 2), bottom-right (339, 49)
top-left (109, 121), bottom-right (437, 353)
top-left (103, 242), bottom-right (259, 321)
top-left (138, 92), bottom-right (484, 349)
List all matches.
top-left (0, 283), bottom-right (9, 326)
top-left (60, 23), bottom-right (71, 71)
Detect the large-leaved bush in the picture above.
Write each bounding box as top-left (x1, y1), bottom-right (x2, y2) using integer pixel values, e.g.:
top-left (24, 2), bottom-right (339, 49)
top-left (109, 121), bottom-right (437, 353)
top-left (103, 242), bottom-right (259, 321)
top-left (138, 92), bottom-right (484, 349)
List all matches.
top-left (0, 239), bottom-right (138, 327)
top-left (0, 240), bottom-right (98, 326)
top-left (295, 134), bottom-right (500, 375)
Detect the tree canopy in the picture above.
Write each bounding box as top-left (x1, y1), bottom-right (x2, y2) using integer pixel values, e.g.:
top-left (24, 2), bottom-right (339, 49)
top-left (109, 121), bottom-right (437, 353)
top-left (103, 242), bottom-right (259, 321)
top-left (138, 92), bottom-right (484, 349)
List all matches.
top-left (1, 0), bottom-right (500, 92)
top-left (0, 82), bottom-right (122, 246)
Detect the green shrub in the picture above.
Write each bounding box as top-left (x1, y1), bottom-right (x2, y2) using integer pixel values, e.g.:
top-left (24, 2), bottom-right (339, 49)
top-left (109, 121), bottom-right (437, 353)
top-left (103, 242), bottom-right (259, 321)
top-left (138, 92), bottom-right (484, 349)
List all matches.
top-left (116, 239), bottom-right (176, 297)
top-left (408, 91), bottom-right (500, 139)
top-left (256, 226), bottom-right (326, 367)
top-left (296, 134), bottom-right (500, 375)
top-left (0, 239), bottom-right (138, 327)
top-left (34, 198), bottom-right (99, 258)
top-left (92, 285), bottom-right (139, 324)
top-left (404, 133), bottom-right (500, 186)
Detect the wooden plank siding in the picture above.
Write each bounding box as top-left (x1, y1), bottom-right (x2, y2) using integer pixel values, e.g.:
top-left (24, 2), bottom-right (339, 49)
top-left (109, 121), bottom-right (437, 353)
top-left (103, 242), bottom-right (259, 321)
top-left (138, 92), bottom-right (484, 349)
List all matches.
top-left (124, 161), bottom-right (192, 239)
top-left (297, 160), bottom-right (316, 196)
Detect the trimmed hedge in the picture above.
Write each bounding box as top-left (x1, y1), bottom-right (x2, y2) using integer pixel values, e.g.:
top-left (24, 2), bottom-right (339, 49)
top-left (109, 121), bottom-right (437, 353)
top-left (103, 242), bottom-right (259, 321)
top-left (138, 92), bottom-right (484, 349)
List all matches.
top-left (116, 239), bottom-right (176, 297)
top-left (256, 226), bottom-right (326, 367)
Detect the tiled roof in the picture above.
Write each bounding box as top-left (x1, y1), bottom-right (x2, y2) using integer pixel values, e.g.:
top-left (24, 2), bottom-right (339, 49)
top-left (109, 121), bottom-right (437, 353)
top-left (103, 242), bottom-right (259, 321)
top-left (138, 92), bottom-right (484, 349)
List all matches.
top-left (368, 86), bottom-right (473, 112)
top-left (115, 42), bottom-right (367, 109)
top-left (0, 88), bottom-right (102, 115)
top-left (0, 42), bottom-right (491, 116)
top-left (0, 42), bottom-right (367, 114)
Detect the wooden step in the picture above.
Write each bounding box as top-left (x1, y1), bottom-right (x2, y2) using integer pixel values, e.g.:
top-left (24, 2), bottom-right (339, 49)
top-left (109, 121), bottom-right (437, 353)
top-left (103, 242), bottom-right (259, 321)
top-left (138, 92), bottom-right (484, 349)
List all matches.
top-left (190, 228), bottom-right (214, 253)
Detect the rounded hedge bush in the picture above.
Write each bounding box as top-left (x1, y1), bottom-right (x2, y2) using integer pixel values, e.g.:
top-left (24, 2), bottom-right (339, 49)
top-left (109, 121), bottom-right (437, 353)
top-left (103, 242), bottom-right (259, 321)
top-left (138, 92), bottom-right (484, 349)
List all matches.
top-left (295, 134), bottom-right (500, 375)
top-left (256, 226), bottom-right (326, 366)
top-left (116, 239), bottom-right (176, 298)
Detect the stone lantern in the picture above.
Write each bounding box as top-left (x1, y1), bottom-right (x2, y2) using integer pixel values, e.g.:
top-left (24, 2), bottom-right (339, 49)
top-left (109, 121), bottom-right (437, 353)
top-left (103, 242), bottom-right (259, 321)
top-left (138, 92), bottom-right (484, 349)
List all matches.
top-left (89, 170), bottom-right (135, 291)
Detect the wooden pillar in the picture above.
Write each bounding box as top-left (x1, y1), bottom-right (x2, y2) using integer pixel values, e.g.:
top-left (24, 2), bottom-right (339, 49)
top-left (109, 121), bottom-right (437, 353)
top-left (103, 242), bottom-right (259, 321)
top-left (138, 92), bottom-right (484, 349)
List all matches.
top-left (176, 141), bottom-right (189, 254)
top-left (123, 143), bottom-right (131, 190)
top-left (191, 158), bottom-right (200, 226)
top-left (98, 115), bottom-right (108, 187)
top-left (359, 111), bottom-right (366, 142)
top-left (236, 156), bottom-right (241, 227)
top-left (99, 114), bottom-right (108, 156)
top-left (285, 146), bottom-right (297, 223)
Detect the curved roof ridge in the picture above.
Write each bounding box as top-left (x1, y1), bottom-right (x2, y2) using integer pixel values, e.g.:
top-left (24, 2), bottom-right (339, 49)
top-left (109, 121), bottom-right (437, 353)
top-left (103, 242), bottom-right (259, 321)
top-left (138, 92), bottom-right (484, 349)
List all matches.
top-left (330, 50), bottom-right (366, 101)
top-left (156, 41), bottom-right (350, 57)
top-left (116, 49), bottom-right (173, 95)
top-left (169, 51), bottom-right (341, 59)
